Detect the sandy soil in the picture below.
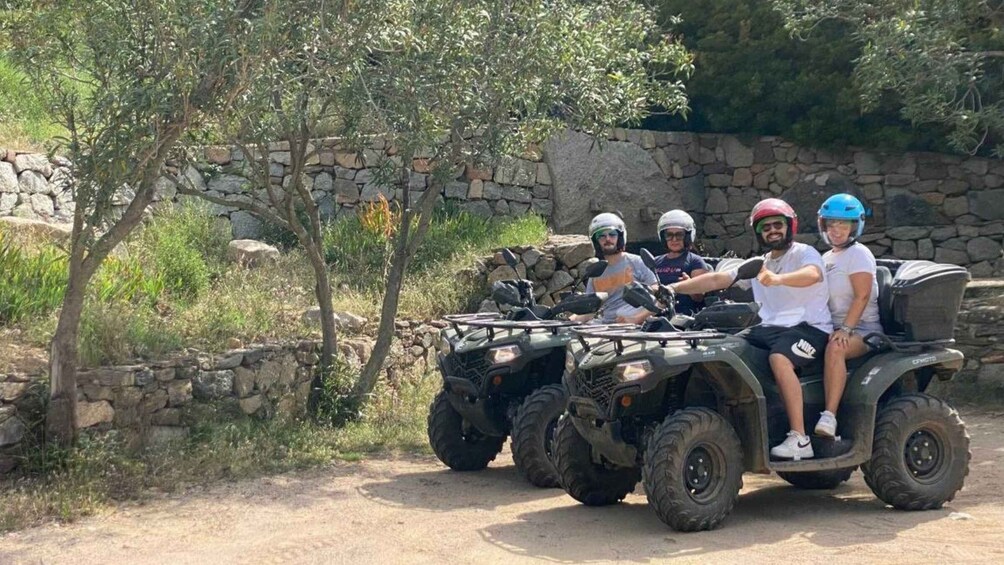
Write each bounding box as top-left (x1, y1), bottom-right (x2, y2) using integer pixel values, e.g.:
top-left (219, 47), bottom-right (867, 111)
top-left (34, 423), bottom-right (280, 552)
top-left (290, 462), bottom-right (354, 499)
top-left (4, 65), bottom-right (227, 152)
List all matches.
top-left (2, 408), bottom-right (1003, 565)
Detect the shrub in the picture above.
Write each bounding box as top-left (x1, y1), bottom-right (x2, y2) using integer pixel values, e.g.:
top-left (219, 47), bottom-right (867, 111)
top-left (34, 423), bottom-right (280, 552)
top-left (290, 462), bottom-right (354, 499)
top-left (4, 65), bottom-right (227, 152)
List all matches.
top-left (0, 229), bottom-right (67, 324)
top-left (138, 204), bottom-right (229, 298)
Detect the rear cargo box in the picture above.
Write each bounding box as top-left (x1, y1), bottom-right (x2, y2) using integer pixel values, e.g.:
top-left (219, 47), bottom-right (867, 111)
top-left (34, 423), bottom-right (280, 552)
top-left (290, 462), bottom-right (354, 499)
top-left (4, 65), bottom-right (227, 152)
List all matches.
top-left (890, 261), bottom-right (970, 341)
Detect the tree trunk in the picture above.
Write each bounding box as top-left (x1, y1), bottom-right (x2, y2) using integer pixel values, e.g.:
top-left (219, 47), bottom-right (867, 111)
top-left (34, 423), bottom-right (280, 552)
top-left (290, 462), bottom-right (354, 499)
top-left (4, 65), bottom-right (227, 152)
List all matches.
top-left (46, 256), bottom-right (91, 446)
top-left (304, 243), bottom-right (337, 413)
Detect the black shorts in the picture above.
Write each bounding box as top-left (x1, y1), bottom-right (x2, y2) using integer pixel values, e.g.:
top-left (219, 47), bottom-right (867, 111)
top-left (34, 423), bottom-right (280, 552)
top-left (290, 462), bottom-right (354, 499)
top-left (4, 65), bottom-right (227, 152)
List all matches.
top-left (740, 323), bottom-right (829, 368)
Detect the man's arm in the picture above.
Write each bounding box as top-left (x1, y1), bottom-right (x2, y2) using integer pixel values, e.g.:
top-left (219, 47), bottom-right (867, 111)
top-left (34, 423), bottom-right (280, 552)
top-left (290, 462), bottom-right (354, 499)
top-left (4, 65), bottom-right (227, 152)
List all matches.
top-left (669, 270), bottom-right (734, 294)
top-left (757, 265), bottom-right (823, 287)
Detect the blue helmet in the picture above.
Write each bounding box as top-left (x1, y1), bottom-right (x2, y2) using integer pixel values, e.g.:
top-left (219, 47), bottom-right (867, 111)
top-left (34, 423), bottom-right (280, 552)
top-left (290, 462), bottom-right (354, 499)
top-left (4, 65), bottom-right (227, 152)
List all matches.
top-left (818, 193), bottom-right (865, 246)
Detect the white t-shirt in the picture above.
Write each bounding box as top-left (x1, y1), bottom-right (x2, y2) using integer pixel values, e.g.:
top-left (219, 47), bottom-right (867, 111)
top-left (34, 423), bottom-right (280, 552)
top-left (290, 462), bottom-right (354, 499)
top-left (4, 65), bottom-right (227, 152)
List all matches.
top-left (823, 243), bottom-right (882, 334)
top-left (585, 253), bottom-right (658, 323)
top-left (730, 242), bottom-right (833, 333)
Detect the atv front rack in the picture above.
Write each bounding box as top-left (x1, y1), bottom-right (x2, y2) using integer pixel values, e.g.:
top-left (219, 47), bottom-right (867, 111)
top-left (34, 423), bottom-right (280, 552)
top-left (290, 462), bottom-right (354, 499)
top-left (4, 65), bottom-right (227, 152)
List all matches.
top-left (572, 327), bottom-right (726, 355)
top-left (443, 313), bottom-right (503, 335)
top-left (462, 318), bottom-right (579, 339)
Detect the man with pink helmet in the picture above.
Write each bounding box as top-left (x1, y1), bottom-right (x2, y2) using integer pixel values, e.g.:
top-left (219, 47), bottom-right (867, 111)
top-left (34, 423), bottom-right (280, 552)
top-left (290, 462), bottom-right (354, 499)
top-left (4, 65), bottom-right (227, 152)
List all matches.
top-left (665, 198), bottom-right (832, 460)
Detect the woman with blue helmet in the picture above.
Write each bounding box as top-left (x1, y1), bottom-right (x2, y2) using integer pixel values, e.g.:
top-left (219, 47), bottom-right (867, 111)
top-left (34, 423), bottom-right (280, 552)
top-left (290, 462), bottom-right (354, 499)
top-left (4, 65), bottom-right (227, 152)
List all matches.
top-left (815, 193), bottom-right (882, 439)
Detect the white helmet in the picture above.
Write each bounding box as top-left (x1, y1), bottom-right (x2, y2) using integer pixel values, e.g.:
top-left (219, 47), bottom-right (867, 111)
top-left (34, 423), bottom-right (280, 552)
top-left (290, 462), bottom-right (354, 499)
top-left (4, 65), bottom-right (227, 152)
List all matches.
top-left (588, 212), bottom-right (626, 254)
top-left (657, 209), bottom-right (696, 247)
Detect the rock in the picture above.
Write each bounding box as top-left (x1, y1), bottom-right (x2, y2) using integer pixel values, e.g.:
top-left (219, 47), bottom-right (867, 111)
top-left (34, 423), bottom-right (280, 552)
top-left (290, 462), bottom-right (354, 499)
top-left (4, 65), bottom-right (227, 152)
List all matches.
top-left (547, 270), bottom-right (574, 292)
top-left (0, 216), bottom-right (72, 242)
top-left (0, 161), bottom-right (19, 192)
top-left (239, 395), bottom-right (263, 415)
top-left (944, 196), bottom-right (969, 218)
top-left (949, 512), bottom-right (973, 521)
top-left (544, 129), bottom-right (681, 240)
top-left (227, 239), bottom-right (280, 266)
top-left (13, 153), bottom-right (52, 177)
top-left (853, 152), bottom-right (880, 175)
top-left (969, 190), bottom-right (1004, 220)
top-left (0, 382), bottom-right (28, 402)
top-left (233, 367), bottom-right (256, 397)
top-left (207, 174), bottom-right (247, 194)
top-left (468, 179), bottom-right (484, 199)
top-left (536, 163), bottom-right (552, 185)
top-left (522, 248), bottom-right (542, 268)
top-left (0, 415), bottom-right (26, 447)
top-left (554, 237), bottom-right (595, 268)
top-left (76, 401), bottom-right (114, 429)
top-left (167, 381), bottom-right (193, 406)
top-left (885, 193), bottom-right (949, 227)
top-left (705, 189), bottom-right (728, 214)
top-left (887, 226), bottom-right (930, 240)
top-left (535, 256), bottom-right (556, 278)
top-left (444, 181), bottom-right (468, 199)
top-left (892, 240), bottom-right (918, 260)
top-left (18, 170), bottom-right (49, 195)
top-left (720, 136), bottom-right (754, 167)
top-left (460, 200), bottom-right (493, 218)
top-left (193, 370), bottom-right (234, 400)
top-left (335, 311), bottom-right (367, 331)
top-left (935, 247), bottom-right (970, 265)
top-left (214, 352), bottom-right (244, 370)
top-left (488, 265), bottom-right (518, 285)
top-left (967, 237), bottom-right (1003, 262)
top-left (0, 193), bottom-right (16, 213)
top-left (918, 238), bottom-right (935, 259)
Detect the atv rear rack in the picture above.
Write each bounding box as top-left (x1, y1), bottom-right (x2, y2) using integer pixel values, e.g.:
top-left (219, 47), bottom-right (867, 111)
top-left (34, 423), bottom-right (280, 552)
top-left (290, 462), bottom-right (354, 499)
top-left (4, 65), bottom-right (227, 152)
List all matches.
top-left (572, 327), bottom-right (727, 355)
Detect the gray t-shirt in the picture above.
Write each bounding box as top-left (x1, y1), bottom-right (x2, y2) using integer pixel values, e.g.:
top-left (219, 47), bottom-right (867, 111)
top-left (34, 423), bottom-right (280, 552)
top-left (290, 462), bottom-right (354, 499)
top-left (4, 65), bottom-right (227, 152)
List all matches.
top-left (585, 253), bottom-right (658, 323)
top-left (731, 242), bottom-right (833, 333)
top-left (823, 243), bottom-right (882, 334)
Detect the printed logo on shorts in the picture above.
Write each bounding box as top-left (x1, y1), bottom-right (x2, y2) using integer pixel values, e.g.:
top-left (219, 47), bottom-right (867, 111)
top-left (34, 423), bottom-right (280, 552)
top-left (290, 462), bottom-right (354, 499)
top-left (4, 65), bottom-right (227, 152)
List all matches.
top-left (791, 339), bottom-right (817, 360)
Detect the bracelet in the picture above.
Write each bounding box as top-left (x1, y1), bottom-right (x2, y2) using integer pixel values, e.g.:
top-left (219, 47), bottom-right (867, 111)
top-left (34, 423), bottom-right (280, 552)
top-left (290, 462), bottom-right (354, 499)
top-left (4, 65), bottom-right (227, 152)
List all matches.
top-left (838, 324), bottom-right (854, 335)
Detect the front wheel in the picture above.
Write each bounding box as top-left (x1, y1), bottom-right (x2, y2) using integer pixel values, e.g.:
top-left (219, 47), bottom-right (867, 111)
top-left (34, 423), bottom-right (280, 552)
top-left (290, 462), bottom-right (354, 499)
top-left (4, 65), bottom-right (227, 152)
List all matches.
top-left (552, 414), bottom-right (640, 505)
top-left (427, 390), bottom-right (505, 471)
top-left (862, 393), bottom-right (970, 510)
top-left (511, 385), bottom-right (567, 488)
top-left (643, 408), bottom-right (744, 532)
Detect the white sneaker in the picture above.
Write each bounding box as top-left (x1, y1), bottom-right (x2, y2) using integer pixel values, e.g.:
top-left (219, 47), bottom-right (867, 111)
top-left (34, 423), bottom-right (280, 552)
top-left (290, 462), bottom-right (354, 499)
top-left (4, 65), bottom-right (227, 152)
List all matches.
top-left (770, 431), bottom-right (814, 460)
top-left (814, 410), bottom-right (837, 438)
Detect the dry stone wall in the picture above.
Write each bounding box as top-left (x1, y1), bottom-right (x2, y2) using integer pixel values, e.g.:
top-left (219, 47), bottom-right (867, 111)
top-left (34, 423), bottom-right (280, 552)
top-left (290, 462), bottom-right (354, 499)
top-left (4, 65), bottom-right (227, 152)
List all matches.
top-left (0, 323), bottom-right (444, 476)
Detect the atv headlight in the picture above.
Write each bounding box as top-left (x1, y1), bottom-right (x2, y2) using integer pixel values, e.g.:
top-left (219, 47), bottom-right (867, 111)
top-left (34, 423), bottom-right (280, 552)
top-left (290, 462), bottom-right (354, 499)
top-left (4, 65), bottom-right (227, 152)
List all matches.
top-left (565, 349), bottom-right (576, 374)
top-left (614, 360), bottom-right (652, 382)
top-left (486, 344), bottom-right (521, 365)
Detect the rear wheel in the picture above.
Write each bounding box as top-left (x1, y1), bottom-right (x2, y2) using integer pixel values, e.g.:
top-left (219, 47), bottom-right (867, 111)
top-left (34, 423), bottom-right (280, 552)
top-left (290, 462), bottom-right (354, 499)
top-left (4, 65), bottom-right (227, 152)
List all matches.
top-left (552, 415), bottom-right (640, 505)
top-left (862, 393), bottom-right (970, 510)
top-left (511, 385), bottom-right (567, 488)
top-left (777, 468), bottom-right (855, 490)
top-left (643, 408), bottom-right (743, 532)
top-left (427, 390), bottom-right (505, 471)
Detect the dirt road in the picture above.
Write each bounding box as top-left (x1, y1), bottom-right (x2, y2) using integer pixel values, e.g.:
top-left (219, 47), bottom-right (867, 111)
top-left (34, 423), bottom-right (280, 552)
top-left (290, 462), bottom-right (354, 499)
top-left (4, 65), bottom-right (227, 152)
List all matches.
top-left (2, 409), bottom-right (1003, 565)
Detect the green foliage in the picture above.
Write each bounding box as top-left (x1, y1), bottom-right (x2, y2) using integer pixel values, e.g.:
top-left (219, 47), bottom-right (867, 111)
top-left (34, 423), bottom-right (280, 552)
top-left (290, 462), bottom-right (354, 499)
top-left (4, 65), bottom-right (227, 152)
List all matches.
top-left (771, 0), bottom-right (1004, 156)
top-left (78, 302), bottom-right (183, 366)
top-left (137, 204), bottom-right (229, 298)
top-left (0, 230), bottom-right (67, 323)
top-left (645, 0), bottom-right (945, 152)
top-left (0, 54), bottom-right (64, 149)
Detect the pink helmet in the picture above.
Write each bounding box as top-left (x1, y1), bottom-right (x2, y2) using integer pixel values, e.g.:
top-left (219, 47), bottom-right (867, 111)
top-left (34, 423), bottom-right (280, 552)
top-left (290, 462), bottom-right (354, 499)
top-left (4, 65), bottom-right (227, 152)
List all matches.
top-left (750, 198), bottom-right (798, 248)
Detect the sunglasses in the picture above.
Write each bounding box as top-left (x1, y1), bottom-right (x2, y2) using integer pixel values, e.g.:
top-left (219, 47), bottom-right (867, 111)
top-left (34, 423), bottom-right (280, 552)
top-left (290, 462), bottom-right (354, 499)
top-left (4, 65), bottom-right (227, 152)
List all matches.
top-left (594, 229), bottom-right (619, 240)
top-left (756, 220), bottom-right (786, 234)
top-left (663, 231), bottom-right (687, 241)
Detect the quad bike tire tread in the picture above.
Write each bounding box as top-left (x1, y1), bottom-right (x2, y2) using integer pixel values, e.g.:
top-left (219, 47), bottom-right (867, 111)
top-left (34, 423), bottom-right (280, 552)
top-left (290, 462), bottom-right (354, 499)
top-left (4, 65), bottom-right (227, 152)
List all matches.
top-left (552, 415), bottom-right (640, 506)
top-left (643, 408), bottom-right (744, 532)
top-left (427, 390), bottom-right (505, 471)
top-left (861, 393), bottom-right (970, 510)
top-left (511, 385), bottom-right (567, 488)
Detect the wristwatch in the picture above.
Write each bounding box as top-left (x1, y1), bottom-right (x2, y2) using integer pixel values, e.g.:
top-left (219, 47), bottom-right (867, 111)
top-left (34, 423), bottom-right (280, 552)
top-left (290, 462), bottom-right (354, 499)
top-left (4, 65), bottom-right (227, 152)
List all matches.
top-left (838, 324), bottom-right (854, 335)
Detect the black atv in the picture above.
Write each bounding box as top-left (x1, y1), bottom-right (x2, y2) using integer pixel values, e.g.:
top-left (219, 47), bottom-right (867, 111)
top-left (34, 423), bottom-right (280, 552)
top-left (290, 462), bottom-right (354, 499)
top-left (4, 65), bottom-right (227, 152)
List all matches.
top-left (428, 250), bottom-right (619, 487)
top-left (555, 257), bottom-right (972, 532)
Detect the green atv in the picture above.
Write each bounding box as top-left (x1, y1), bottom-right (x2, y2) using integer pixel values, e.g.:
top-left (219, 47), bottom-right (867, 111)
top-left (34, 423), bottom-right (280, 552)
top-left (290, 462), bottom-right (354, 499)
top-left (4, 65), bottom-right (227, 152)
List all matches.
top-left (555, 256), bottom-right (972, 531)
top-left (428, 250), bottom-right (621, 487)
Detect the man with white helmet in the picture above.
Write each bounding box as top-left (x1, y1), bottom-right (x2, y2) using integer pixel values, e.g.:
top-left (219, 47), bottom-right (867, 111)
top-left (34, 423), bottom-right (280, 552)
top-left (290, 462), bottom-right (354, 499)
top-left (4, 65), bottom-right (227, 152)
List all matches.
top-left (653, 210), bottom-right (710, 315)
top-left (574, 212), bottom-right (658, 324)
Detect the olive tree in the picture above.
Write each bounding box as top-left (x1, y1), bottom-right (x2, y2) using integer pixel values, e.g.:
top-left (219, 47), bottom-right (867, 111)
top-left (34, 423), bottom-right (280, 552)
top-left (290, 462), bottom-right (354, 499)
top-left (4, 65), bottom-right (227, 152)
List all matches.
top-left (328, 0), bottom-right (695, 401)
top-left (772, 0), bottom-right (1004, 156)
top-left (9, 0), bottom-right (284, 445)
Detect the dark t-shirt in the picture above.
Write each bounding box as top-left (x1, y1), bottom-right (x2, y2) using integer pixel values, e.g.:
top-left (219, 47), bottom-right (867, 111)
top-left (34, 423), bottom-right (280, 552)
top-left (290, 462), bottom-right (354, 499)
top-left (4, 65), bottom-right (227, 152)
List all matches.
top-left (653, 251), bottom-right (711, 315)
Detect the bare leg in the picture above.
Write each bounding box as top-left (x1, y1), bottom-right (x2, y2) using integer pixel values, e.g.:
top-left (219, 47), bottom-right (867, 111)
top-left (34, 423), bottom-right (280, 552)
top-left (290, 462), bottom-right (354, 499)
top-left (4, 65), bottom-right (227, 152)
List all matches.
top-left (770, 353), bottom-right (804, 435)
top-left (823, 336), bottom-right (871, 414)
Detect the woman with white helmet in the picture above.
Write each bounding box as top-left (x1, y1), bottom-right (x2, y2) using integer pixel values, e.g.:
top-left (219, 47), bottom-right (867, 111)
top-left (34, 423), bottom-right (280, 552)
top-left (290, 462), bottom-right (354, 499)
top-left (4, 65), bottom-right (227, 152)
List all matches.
top-left (815, 193), bottom-right (881, 439)
top-left (652, 210), bottom-right (710, 315)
